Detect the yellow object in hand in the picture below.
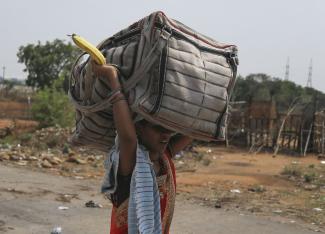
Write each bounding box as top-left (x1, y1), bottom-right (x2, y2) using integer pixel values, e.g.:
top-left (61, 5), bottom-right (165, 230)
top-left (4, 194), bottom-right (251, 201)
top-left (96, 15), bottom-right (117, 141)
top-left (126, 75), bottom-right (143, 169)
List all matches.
top-left (71, 34), bottom-right (106, 65)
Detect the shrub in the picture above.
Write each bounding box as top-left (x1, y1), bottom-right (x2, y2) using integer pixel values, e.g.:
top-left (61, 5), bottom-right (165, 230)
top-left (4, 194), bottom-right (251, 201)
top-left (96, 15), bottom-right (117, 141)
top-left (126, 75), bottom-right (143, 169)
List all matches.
top-left (281, 165), bottom-right (302, 177)
top-left (304, 173), bottom-right (316, 183)
top-left (19, 133), bottom-right (33, 144)
top-left (45, 134), bottom-right (62, 148)
top-left (0, 135), bottom-right (17, 145)
top-left (31, 78), bottom-right (74, 128)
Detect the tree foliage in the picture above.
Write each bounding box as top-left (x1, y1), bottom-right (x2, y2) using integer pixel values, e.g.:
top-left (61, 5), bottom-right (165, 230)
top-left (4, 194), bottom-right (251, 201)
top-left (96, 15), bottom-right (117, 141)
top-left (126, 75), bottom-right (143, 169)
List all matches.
top-left (17, 39), bottom-right (79, 127)
top-left (232, 73), bottom-right (325, 111)
top-left (17, 39), bottom-right (79, 89)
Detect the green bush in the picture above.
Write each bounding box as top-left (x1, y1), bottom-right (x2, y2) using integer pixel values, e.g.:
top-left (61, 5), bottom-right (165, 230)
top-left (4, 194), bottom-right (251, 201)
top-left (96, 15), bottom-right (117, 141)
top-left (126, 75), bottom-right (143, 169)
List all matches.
top-left (281, 165), bottom-right (302, 177)
top-left (31, 78), bottom-right (74, 128)
top-left (19, 133), bottom-right (33, 144)
top-left (0, 135), bottom-right (17, 145)
top-left (45, 134), bottom-right (62, 148)
top-left (304, 173), bottom-right (316, 183)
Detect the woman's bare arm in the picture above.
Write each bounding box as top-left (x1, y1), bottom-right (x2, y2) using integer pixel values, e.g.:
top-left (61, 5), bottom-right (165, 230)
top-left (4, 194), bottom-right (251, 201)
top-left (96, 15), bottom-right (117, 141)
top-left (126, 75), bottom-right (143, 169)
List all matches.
top-left (92, 62), bottom-right (136, 175)
top-left (169, 135), bottom-right (193, 157)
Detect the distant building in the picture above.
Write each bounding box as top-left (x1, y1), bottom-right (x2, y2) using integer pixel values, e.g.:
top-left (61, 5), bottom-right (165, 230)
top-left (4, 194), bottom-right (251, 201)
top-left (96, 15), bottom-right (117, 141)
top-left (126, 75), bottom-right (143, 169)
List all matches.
top-left (10, 78), bottom-right (25, 85)
top-left (0, 77), bottom-right (25, 85)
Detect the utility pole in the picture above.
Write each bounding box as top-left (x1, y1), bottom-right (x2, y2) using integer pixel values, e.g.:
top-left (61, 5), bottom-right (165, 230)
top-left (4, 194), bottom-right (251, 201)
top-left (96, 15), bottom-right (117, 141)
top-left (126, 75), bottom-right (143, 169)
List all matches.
top-left (2, 66), bottom-right (5, 81)
top-left (284, 57), bottom-right (290, 81)
top-left (306, 59), bottom-right (313, 88)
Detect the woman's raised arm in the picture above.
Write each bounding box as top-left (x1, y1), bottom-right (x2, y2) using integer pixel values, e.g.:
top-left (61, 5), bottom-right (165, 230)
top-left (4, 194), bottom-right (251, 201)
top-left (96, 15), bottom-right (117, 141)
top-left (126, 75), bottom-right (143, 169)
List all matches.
top-left (92, 62), bottom-right (137, 175)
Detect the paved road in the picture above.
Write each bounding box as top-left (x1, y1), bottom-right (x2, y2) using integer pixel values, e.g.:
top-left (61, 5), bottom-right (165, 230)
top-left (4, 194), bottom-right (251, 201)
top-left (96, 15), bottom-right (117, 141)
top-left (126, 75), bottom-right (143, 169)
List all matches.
top-left (0, 165), bottom-right (321, 234)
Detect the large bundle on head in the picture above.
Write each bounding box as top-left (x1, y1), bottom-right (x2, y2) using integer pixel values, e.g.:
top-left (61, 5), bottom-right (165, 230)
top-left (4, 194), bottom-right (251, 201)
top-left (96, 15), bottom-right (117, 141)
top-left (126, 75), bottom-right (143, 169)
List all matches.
top-left (69, 11), bottom-right (239, 152)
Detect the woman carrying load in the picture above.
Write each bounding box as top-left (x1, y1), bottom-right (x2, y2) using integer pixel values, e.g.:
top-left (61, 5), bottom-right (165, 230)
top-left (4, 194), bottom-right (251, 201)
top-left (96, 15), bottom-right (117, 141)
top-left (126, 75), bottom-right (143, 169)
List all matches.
top-left (92, 62), bottom-right (192, 234)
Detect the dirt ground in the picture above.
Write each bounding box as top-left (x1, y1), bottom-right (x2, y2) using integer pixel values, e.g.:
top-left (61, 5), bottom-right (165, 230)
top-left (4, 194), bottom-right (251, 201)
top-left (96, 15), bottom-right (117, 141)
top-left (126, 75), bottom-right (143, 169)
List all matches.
top-left (176, 146), bottom-right (324, 228)
top-left (0, 137), bottom-right (324, 233)
top-left (0, 164), bottom-right (321, 234)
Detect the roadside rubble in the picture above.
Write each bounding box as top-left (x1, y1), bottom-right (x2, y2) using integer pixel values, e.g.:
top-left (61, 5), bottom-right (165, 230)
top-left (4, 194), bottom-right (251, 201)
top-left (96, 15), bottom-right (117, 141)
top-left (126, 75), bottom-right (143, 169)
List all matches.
top-left (51, 226), bottom-right (62, 234)
top-left (230, 189), bottom-right (241, 194)
top-left (0, 126), bottom-right (106, 179)
top-left (58, 206), bottom-right (69, 211)
top-left (55, 194), bottom-right (78, 203)
top-left (85, 200), bottom-right (103, 208)
top-left (0, 145), bottom-right (105, 175)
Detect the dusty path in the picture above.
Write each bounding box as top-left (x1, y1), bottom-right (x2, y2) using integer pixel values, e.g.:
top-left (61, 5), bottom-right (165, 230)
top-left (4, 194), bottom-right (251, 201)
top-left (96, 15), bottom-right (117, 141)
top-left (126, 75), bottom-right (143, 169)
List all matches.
top-left (0, 165), bottom-right (321, 234)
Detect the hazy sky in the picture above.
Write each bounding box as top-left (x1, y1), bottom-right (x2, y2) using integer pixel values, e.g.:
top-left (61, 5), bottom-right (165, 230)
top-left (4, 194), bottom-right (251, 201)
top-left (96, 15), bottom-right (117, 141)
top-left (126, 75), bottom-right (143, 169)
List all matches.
top-left (1, 0), bottom-right (324, 92)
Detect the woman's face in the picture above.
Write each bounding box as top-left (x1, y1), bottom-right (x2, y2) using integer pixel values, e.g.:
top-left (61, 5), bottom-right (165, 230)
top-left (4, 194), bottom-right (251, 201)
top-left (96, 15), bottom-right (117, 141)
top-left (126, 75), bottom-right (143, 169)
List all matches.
top-left (136, 121), bottom-right (175, 153)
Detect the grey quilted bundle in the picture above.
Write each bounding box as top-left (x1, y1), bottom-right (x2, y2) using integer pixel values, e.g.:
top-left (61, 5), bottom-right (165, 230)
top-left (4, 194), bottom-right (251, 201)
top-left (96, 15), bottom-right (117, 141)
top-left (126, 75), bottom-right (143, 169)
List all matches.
top-left (69, 11), bottom-right (239, 151)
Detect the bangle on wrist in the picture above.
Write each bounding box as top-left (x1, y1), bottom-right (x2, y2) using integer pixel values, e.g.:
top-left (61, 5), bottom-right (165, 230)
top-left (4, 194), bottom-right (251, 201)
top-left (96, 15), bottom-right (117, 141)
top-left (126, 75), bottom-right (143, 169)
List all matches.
top-left (110, 92), bottom-right (127, 105)
top-left (111, 96), bottom-right (127, 105)
top-left (109, 88), bottom-right (121, 96)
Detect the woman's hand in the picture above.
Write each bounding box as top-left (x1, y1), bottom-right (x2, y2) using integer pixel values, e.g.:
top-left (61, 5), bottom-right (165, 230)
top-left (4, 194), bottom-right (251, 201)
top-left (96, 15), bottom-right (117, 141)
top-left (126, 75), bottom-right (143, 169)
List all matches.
top-left (169, 135), bottom-right (193, 157)
top-left (91, 61), bottom-right (120, 90)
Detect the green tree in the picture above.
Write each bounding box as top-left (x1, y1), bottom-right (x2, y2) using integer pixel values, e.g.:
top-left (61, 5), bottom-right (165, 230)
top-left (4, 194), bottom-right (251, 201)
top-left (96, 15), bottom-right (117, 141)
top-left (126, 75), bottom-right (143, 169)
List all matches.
top-left (232, 73), bottom-right (325, 111)
top-left (17, 39), bottom-right (79, 90)
top-left (231, 75), bottom-right (247, 101)
top-left (232, 73), bottom-right (269, 102)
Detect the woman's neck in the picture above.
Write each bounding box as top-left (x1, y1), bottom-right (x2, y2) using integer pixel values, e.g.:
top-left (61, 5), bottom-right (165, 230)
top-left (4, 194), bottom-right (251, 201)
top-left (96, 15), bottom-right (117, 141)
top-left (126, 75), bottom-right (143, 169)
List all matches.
top-left (149, 151), bottom-right (162, 162)
top-left (149, 151), bottom-right (163, 175)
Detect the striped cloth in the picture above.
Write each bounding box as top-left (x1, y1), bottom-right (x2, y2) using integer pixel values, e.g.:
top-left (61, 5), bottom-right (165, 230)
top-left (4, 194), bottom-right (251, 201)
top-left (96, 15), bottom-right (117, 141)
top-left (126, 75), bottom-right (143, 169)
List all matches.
top-left (101, 136), bottom-right (162, 234)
